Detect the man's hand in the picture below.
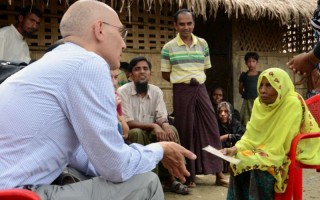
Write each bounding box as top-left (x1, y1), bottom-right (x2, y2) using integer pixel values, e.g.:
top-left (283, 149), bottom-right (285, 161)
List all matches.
top-left (159, 142), bottom-right (196, 183)
top-left (152, 124), bottom-right (166, 141)
top-left (287, 51), bottom-right (318, 75)
top-left (190, 78), bottom-right (199, 86)
top-left (153, 123), bottom-right (171, 141)
top-left (161, 123), bottom-right (177, 142)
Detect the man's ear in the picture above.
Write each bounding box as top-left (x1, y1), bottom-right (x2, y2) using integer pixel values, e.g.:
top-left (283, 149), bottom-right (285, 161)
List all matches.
top-left (93, 21), bottom-right (104, 41)
top-left (173, 22), bottom-right (178, 30)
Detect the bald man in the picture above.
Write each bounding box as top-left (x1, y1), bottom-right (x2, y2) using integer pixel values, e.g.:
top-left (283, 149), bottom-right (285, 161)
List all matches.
top-left (0, 1), bottom-right (195, 199)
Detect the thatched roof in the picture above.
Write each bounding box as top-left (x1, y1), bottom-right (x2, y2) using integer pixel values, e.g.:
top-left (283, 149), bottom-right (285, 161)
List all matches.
top-left (6, 0), bottom-right (318, 24)
top-left (139, 0), bottom-right (317, 24)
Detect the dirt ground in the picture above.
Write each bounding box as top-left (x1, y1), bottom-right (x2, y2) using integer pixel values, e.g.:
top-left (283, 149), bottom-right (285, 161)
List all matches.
top-left (165, 169), bottom-right (320, 200)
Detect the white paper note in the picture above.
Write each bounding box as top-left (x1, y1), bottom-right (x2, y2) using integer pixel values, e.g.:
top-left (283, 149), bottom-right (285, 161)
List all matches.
top-left (203, 145), bottom-right (241, 164)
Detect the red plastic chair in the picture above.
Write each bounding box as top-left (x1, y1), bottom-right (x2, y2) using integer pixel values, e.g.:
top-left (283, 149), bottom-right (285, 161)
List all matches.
top-left (275, 94), bottom-right (320, 200)
top-left (0, 189), bottom-right (41, 200)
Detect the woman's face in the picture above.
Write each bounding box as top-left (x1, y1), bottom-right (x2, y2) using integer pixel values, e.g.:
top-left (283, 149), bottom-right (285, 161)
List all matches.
top-left (259, 77), bottom-right (278, 105)
top-left (218, 105), bottom-right (229, 124)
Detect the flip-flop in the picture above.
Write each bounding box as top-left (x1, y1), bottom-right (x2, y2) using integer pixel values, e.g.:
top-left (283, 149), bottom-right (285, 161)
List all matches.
top-left (215, 179), bottom-right (229, 187)
top-left (163, 180), bottom-right (190, 195)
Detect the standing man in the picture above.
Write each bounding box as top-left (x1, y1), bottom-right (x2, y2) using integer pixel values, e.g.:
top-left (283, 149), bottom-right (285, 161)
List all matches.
top-left (0, 1), bottom-right (195, 199)
top-left (0, 6), bottom-right (42, 64)
top-left (161, 9), bottom-right (228, 187)
top-left (118, 56), bottom-right (189, 194)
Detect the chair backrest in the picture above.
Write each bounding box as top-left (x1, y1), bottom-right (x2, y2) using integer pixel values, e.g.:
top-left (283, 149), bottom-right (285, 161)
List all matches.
top-left (306, 94), bottom-right (320, 125)
top-left (0, 189), bottom-right (41, 200)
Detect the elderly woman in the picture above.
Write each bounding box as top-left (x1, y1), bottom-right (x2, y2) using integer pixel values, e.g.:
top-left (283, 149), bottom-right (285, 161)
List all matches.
top-left (217, 101), bottom-right (245, 173)
top-left (217, 101), bottom-right (245, 148)
top-left (223, 68), bottom-right (320, 199)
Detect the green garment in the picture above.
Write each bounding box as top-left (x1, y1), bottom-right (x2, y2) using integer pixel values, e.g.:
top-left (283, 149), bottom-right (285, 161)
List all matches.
top-left (231, 68), bottom-right (320, 193)
top-left (117, 70), bottom-right (128, 87)
top-left (127, 126), bottom-right (180, 180)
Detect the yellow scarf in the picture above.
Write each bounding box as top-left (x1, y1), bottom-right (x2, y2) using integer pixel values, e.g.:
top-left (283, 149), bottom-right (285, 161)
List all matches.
top-left (231, 68), bottom-right (320, 193)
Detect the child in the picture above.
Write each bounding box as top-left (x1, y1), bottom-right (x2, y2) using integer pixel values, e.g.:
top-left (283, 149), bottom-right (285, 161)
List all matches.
top-left (110, 69), bottom-right (129, 139)
top-left (238, 52), bottom-right (261, 126)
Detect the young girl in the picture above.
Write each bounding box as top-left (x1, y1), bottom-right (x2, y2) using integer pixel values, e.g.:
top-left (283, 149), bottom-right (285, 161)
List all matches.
top-left (238, 52), bottom-right (261, 126)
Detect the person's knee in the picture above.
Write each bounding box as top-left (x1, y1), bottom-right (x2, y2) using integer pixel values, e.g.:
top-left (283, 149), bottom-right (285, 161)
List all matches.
top-left (128, 128), bottom-right (149, 145)
top-left (128, 128), bottom-right (144, 137)
top-left (145, 172), bottom-right (162, 188)
top-left (170, 125), bottom-right (180, 143)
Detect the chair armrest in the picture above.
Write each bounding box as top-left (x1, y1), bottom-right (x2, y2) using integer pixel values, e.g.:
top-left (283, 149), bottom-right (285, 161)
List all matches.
top-left (289, 132), bottom-right (320, 160)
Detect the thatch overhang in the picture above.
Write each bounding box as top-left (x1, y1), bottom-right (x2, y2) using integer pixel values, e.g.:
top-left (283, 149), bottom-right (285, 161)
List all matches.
top-left (4, 0), bottom-right (318, 25)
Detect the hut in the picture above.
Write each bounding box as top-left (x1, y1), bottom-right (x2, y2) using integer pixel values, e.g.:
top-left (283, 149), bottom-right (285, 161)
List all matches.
top-left (0, 0), bottom-right (318, 112)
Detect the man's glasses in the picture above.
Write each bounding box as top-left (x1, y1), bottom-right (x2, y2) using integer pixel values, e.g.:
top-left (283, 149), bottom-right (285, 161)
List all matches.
top-left (101, 21), bottom-right (128, 40)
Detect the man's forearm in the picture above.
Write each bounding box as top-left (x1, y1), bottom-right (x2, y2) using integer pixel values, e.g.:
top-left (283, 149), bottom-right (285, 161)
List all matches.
top-left (127, 120), bottom-right (158, 130)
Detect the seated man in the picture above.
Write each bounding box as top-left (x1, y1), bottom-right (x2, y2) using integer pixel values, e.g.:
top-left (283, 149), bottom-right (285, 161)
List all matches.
top-left (0, 5), bottom-right (42, 64)
top-left (0, 1), bottom-right (196, 199)
top-left (117, 56), bottom-right (189, 195)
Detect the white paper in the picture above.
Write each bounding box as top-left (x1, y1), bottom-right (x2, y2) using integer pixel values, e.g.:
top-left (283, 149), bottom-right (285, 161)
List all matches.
top-left (202, 145), bottom-right (241, 164)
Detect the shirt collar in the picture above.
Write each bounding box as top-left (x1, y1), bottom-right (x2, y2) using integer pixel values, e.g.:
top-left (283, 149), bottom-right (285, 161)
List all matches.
top-left (11, 24), bottom-right (24, 40)
top-left (176, 33), bottom-right (198, 46)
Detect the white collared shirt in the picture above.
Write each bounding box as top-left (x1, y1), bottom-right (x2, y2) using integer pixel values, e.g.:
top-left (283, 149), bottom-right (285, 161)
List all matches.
top-left (0, 25), bottom-right (31, 63)
top-left (117, 82), bottom-right (168, 124)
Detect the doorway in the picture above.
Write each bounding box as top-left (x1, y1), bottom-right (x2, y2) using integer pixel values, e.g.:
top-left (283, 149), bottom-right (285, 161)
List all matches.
top-left (194, 8), bottom-right (233, 103)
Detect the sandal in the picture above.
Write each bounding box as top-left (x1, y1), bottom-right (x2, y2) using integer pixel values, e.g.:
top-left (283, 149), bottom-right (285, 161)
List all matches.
top-left (215, 178), bottom-right (229, 187)
top-left (163, 180), bottom-right (190, 195)
top-left (186, 181), bottom-right (196, 188)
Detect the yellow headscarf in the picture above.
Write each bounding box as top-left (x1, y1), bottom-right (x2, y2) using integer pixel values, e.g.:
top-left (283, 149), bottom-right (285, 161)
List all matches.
top-left (231, 68), bottom-right (320, 193)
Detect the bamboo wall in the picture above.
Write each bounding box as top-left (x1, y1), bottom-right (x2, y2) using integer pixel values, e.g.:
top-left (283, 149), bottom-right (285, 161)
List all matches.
top-left (232, 51), bottom-right (303, 111)
top-left (1, 1), bottom-right (317, 114)
top-left (231, 16), bottom-right (316, 111)
top-left (0, 1), bottom-right (176, 112)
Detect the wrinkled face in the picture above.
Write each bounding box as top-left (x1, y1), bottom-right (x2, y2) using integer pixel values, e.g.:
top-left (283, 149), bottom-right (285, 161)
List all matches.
top-left (246, 58), bottom-right (258, 71)
top-left (130, 61), bottom-right (151, 83)
top-left (110, 69), bottom-right (120, 90)
top-left (218, 105), bottom-right (229, 124)
top-left (212, 89), bottom-right (223, 105)
top-left (259, 77), bottom-right (278, 105)
top-left (20, 13), bottom-right (41, 36)
top-left (99, 14), bottom-right (127, 70)
top-left (174, 12), bottom-right (194, 39)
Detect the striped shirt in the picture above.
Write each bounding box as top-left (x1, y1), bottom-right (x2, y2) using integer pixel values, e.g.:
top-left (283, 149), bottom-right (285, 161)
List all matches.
top-left (161, 33), bottom-right (211, 84)
top-left (0, 43), bottom-right (163, 189)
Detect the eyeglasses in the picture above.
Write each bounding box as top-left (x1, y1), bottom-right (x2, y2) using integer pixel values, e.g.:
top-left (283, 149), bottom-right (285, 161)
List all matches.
top-left (101, 21), bottom-right (128, 40)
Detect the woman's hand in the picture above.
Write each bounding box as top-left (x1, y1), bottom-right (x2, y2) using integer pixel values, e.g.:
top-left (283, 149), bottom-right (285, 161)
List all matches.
top-left (220, 134), bottom-right (229, 142)
top-left (220, 146), bottom-right (238, 157)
